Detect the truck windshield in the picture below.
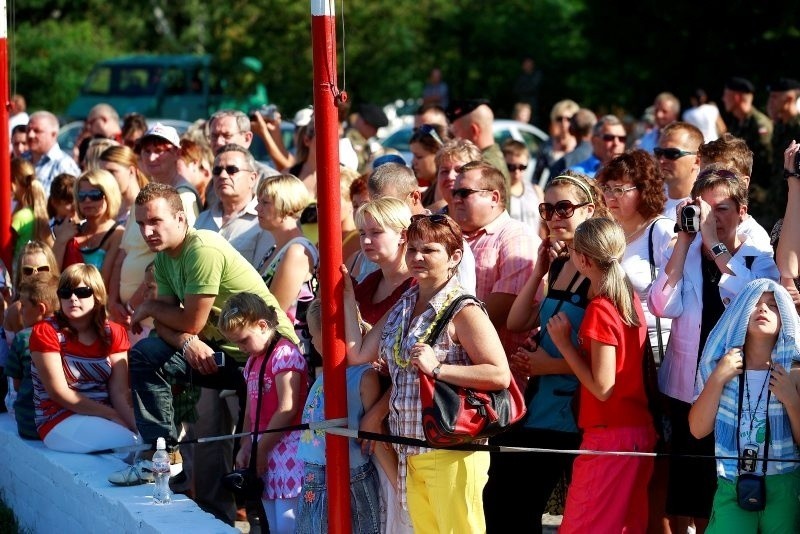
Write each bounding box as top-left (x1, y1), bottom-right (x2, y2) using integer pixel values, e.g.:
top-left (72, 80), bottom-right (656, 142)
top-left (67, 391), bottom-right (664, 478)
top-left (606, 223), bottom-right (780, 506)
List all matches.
top-left (81, 65), bottom-right (204, 97)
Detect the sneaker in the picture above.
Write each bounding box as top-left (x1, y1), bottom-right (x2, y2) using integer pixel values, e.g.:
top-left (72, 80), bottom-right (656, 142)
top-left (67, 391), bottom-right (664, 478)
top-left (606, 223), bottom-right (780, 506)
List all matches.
top-left (108, 459), bottom-right (154, 486)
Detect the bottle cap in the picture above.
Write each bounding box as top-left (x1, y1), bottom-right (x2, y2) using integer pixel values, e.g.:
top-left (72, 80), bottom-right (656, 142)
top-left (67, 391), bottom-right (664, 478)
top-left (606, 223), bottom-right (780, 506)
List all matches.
top-left (156, 437), bottom-right (166, 450)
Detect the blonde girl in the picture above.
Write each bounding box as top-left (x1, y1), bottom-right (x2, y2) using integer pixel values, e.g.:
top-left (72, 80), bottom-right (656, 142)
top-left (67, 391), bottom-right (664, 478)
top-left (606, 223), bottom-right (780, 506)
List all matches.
top-left (11, 158), bottom-right (52, 260)
top-left (548, 217), bottom-right (656, 533)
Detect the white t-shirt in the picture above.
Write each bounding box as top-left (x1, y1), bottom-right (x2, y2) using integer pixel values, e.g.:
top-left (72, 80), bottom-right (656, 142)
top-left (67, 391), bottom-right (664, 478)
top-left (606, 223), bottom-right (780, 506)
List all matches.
top-left (622, 217), bottom-right (675, 361)
top-left (683, 104), bottom-right (720, 143)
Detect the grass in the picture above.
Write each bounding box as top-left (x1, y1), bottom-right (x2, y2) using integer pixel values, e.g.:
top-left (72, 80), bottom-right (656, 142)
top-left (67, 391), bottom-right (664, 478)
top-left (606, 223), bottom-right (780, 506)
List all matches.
top-left (0, 493), bottom-right (22, 534)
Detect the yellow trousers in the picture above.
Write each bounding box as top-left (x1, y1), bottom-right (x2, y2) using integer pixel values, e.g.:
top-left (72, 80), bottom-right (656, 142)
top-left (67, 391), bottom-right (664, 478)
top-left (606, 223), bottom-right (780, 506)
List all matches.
top-left (406, 449), bottom-right (489, 534)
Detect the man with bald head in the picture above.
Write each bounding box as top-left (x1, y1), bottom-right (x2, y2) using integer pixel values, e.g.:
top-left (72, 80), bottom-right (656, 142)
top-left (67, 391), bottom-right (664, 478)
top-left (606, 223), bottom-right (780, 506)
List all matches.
top-left (448, 99), bottom-right (511, 191)
top-left (86, 103), bottom-right (123, 142)
top-left (24, 110), bottom-right (80, 194)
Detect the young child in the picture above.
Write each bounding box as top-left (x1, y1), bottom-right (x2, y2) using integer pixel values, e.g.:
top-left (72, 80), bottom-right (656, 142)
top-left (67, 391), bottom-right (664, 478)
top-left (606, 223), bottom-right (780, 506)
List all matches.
top-left (548, 217), bottom-right (656, 533)
top-left (4, 272), bottom-right (59, 439)
top-left (29, 263), bottom-right (139, 452)
top-left (295, 298), bottom-right (382, 534)
top-left (218, 292), bottom-right (308, 534)
top-left (689, 278), bottom-right (800, 533)
top-left (4, 241), bottom-right (60, 339)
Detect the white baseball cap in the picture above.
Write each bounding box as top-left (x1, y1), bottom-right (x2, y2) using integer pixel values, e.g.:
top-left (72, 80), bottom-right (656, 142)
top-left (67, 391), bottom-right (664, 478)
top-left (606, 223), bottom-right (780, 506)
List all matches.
top-left (141, 122), bottom-right (181, 148)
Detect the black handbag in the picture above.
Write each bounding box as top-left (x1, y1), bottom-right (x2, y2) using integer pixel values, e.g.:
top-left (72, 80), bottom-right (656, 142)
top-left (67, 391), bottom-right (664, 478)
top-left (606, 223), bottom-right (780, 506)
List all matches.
top-left (418, 295), bottom-right (526, 447)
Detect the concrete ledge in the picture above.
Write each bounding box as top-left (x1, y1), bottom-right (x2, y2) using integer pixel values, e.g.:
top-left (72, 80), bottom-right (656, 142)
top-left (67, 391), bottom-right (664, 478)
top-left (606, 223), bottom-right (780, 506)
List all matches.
top-left (0, 414), bottom-right (237, 534)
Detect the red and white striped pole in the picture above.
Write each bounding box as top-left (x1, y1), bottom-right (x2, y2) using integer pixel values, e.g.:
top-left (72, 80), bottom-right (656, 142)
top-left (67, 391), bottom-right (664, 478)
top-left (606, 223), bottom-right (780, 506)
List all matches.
top-left (0, 0), bottom-right (11, 272)
top-left (310, 1), bottom-right (351, 532)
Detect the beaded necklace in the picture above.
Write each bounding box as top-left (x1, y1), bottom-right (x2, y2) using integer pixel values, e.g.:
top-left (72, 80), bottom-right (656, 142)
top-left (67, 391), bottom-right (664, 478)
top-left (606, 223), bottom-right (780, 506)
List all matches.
top-left (392, 288), bottom-right (459, 369)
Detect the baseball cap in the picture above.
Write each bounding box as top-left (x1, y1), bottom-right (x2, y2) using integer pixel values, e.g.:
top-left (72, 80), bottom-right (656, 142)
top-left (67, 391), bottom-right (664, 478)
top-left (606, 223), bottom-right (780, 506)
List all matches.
top-left (293, 107), bottom-right (314, 127)
top-left (140, 123), bottom-right (181, 148)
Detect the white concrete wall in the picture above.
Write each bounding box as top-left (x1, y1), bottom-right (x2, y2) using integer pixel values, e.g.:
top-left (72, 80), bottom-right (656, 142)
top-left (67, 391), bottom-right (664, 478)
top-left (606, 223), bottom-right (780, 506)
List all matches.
top-left (0, 415), bottom-right (237, 534)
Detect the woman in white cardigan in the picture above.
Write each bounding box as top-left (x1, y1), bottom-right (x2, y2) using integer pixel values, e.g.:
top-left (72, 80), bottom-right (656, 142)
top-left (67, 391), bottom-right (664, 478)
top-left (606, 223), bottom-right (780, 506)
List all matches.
top-left (648, 164), bottom-right (779, 534)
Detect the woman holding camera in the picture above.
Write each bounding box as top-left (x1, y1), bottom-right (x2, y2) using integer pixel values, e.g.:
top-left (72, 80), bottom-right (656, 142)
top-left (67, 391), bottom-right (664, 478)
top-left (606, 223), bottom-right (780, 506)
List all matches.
top-left (648, 164), bottom-right (779, 532)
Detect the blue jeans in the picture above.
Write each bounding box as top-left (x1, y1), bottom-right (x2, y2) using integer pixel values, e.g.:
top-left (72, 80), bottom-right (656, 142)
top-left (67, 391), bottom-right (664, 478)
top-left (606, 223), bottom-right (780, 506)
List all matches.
top-left (295, 461), bottom-right (381, 534)
top-left (129, 335), bottom-right (245, 444)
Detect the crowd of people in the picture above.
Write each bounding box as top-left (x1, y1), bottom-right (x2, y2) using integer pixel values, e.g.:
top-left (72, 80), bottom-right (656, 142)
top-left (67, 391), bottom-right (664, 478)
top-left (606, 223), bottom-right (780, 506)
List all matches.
top-left (2, 75), bottom-right (800, 534)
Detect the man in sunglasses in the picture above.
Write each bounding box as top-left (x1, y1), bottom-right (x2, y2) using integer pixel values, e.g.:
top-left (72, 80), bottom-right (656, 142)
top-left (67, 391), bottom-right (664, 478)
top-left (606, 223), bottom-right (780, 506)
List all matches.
top-left (656, 121), bottom-right (703, 220)
top-left (571, 114), bottom-right (627, 178)
top-left (636, 92), bottom-right (680, 153)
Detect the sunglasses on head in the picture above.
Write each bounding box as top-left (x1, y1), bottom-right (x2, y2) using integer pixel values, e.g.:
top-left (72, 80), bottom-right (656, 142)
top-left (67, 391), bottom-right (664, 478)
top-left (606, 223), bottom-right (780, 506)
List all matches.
top-left (654, 147), bottom-right (697, 161)
top-left (507, 163), bottom-right (528, 172)
top-left (212, 165), bottom-right (251, 177)
top-left (601, 134), bottom-right (627, 143)
top-left (57, 286), bottom-right (94, 300)
top-left (411, 213), bottom-right (449, 225)
top-left (22, 265), bottom-right (50, 276)
top-left (77, 189), bottom-right (105, 202)
top-left (452, 187), bottom-right (492, 200)
top-left (416, 124), bottom-right (445, 147)
top-left (538, 200), bottom-right (591, 221)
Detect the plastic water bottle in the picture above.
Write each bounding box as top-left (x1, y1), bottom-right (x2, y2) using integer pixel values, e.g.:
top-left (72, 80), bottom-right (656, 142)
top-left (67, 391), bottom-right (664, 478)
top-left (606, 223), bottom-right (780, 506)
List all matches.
top-left (152, 437), bottom-right (172, 504)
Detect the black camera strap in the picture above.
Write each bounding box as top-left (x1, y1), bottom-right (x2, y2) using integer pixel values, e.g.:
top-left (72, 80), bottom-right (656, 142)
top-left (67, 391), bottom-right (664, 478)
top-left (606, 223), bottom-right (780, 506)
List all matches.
top-left (736, 356), bottom-right (771, 476)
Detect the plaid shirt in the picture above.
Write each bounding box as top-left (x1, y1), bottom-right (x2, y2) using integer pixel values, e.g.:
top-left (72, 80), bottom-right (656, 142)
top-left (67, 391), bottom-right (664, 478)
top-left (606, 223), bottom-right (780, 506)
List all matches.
top-left (380, 277), bottom-right (484, 509)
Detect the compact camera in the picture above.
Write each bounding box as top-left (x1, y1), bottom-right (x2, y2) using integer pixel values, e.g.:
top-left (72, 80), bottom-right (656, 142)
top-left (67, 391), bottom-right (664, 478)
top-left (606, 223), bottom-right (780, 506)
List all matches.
top-left (740, 444), bottom-right (759, 473)
top-left (678, 204), bottom-right (701, 233)
top-left (250, 104), bottom-right (278, 121)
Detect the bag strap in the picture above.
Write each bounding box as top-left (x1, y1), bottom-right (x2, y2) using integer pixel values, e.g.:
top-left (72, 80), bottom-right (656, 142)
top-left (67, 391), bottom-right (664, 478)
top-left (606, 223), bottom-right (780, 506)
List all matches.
top-left (248, 334), bottom-right (284, 473)
top-left (647, 218), bottom-right (666, 361)
top-left (423, 294), bottom-right (479, 346)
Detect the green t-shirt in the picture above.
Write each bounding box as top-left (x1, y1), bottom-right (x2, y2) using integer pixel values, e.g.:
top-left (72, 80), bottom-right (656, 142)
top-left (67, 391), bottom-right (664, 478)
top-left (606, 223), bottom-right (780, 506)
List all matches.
top-left (154, 228), bottom-right (298, 361)
top-left (12, 207), bottom-right (34, 261)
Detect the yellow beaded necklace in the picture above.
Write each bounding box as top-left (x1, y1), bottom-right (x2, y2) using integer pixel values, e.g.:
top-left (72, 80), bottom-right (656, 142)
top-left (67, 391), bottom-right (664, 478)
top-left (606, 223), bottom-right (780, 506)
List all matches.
top-left (392, 288), bottom-right (459, 369)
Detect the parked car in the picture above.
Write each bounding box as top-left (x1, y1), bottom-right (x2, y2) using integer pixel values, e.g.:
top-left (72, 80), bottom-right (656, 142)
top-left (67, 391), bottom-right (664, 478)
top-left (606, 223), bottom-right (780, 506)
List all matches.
top-left (380, 119), bottom-right (549, 183)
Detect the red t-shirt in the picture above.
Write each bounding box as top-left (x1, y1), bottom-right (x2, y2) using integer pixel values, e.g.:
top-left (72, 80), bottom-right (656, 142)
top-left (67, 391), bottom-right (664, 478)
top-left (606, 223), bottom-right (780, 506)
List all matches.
top-left (353, 270), bottom-right (413, 325)
top-left (29, 319), bottom-right (130, 438)
top-left (576, 295), bottom-right (651, 429)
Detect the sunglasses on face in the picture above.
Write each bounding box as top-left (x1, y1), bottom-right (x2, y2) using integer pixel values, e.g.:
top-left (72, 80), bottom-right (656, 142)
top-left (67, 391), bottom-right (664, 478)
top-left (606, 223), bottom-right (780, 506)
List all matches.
top-left (507, 163), bottom-right (528, 172)
top-left (212, 165), bottom-right (251, 177)
top-left (600, 184), bottom-right (637, 198)
top-left (452, 188), bottom-right (492, 200)
top-left (654, 147), bottom-right (697, 161)
top-left (57, 286), bottom-right (94, 300)
top-left (601, 134), bottom-right (627, 143)
top-left (22, 265), bottom-right (50, 276)
top-left (554, 115), bottom-right (573, 122)
top-left (416, 124), bottom-right (445, 147)
top-left (77, 189), bottom-right (105, 202)
top-left (538, 200), bottom-right (591, 221)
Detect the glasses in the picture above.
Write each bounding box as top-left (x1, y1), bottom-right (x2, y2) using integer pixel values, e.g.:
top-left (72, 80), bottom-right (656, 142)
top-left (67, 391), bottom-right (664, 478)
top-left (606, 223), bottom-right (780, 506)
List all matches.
top-left (212, 165), bottom-right (252, 177)
top-left (554, 115), bottom-right (573, 122)
top-left (507, 163), bottom-right (528, 172)
top-left (538, 200), bottom-right (591, 221)
top-left (416, 124), bottom-right (444, 147)
top-left (411, 213), bottom-right (449, 225)
top-left (654, 147), bottom-right (697, 161)
top-left (77, 189), bottom-right (105, 202)
top-left (600, 185), bottom-right (638, 198)
top-left (601, 134), bottom-right (627, 143)
top-left (57, 286), bottom-right (94, 300)
top-left (22, 265), bottom-right (50, 276)
top-left (452, 188), bottom-right (493, 200)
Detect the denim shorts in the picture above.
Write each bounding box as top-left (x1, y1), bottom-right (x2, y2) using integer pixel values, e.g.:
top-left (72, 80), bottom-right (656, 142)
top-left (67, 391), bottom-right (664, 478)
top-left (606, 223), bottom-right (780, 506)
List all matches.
top-left (295, 461), bottom-right (381, 534)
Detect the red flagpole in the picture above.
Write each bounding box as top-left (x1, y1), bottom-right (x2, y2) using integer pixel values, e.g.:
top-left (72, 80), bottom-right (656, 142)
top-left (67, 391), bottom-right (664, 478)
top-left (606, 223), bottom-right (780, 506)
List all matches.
top-left (0, 1), bottom-right (11, 273)
top-left (310, 1), bottom-right (351, 533)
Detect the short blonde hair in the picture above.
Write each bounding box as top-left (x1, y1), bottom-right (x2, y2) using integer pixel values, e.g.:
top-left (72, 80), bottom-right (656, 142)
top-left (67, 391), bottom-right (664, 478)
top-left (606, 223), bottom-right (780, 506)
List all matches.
top-left (354, 197), bottom-right (411, 233)
top-left (75, 169), bottom-right (122, 221)
top-left (257, 174), bottom-right (312, 219)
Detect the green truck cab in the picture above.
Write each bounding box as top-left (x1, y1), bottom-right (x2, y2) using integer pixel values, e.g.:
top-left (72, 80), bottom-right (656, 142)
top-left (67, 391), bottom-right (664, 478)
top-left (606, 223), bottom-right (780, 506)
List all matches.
top-left (65, 54), bottom-right (267, 121)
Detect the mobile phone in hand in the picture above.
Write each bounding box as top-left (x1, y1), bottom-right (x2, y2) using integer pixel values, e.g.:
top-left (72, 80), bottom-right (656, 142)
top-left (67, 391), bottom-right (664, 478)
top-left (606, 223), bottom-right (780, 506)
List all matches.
top-left (213, 351), bottom-right (226, 367)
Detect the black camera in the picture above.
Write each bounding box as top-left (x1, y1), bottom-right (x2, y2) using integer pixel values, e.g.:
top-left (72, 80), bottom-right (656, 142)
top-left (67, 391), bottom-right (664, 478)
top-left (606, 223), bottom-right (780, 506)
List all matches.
top-left (740, 445), bottom-right (758, 473)
top-left (250, 104), bottom-right (278, 121)
top-left (678, 204), bottom-right (700, 233)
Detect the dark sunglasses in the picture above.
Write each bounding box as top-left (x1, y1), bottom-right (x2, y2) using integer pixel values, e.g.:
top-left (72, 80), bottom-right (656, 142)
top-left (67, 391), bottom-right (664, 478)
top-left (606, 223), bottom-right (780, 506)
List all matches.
top-left (601, 134), bottom-right (627, 143)
top-left (212, 165), bottom-right (251, 177)
top-left (654, 147), bottom-right (697, 161)
top-left (22, 265), bottom-right (50, 276)
top-left (416, 124), bottom-right (444, 147)
top-left (411, 213), bottom-right (449, 225)
top-left (538, 200), bottom-right (591, 221)
top-left (57, 286), bottom-right (94, 300)
top-left (507, 163), bottom-right (528, 172)
top-left (554, 115), bottom-right (573, 122)
top-left (452, 187), bottom-right (492, 200)
top-left (77, 189), bottom-right (105, 202)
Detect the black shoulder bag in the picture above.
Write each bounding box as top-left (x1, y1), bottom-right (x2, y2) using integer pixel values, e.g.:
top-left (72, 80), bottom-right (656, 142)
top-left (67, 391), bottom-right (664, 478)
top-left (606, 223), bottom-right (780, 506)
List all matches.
top-left (735, 362), bottom-right (771, 512)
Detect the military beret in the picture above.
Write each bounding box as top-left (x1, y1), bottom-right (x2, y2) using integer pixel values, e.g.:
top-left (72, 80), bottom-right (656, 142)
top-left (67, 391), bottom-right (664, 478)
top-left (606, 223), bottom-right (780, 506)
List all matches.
top-left (358, 103), bottom-right (389, 129)
top-left (725, 77), bottom-right (755, 94)
top-left (767, 78), bottom-right (800, 92)
top-left (446, 98), bottom-right (491, 122)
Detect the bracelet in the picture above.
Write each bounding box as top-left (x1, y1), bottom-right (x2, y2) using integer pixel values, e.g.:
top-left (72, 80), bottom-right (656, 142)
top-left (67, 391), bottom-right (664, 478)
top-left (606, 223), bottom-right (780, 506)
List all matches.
top-left (180, 335), bottom-right (197, 357)
top-left (784, 169), bottom-right (800, 179)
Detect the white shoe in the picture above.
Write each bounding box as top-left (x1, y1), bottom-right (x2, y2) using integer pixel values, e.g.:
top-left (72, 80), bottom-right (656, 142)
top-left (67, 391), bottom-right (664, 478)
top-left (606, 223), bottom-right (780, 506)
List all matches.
top-left (108, 460), bottom-right (154, 486)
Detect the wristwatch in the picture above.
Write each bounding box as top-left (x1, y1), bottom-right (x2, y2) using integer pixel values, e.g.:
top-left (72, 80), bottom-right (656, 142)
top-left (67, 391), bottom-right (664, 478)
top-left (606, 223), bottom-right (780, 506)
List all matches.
top-left (432, 363), bottom-right (443, 379)
top-left (784, 169), bottom-right (800, 179)
top-left (710, 242), bottom-right (729, 258)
